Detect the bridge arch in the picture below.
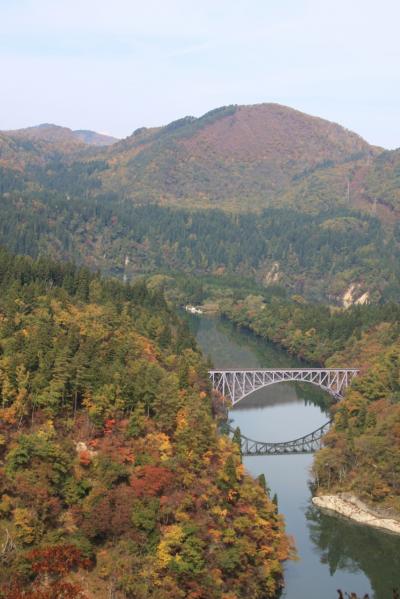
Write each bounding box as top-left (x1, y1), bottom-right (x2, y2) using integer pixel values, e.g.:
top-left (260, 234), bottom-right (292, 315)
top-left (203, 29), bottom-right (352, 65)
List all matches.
top-left (209, 368), bottom-right (359, 406)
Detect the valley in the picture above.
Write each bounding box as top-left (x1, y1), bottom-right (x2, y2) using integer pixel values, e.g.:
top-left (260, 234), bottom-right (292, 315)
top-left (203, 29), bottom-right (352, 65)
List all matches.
top-left (188, 313), bottom-right (400, 599)
top-left (1, 103), bottom-right (400, 304)
top-left (0, 103), bottom-right (399, 598)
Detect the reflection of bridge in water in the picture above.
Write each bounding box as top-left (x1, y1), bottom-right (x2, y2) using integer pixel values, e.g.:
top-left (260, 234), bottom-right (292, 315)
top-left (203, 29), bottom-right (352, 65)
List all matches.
top-left (209, 368), bottom-right (359, 455)
top-left (227, 422), bottom-right (331, 456)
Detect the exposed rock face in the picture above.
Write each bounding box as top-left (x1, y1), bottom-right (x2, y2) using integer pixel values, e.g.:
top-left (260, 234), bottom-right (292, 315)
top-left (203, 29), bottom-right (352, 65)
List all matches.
top-left (263, 262), bottom-right (281, 285)
top-left (342, 283), bottom-right (369, 308)
top-left (312, 494), bottom-right (400, 534)
top-left (355, 291), bottom-right (370, 305)
top-left (75, 441), bottom-right (98, 462)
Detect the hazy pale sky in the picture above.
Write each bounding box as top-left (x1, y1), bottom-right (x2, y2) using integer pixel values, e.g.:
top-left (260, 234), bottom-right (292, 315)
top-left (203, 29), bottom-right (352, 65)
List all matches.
top-left (1, 0), bottom-right (399, 148)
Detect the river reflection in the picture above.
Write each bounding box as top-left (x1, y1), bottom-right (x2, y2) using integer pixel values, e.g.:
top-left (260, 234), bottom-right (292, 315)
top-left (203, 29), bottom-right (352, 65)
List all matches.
top-left (306, 505), bottom-right (400, 596)
top-left (187, 314), bottom-right (400, 599)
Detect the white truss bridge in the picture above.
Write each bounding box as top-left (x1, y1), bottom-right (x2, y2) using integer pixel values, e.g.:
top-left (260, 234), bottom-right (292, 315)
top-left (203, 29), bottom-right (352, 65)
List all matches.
top-left (209, 368), bottom-right (359, 406)
top-left (210, 368), bottom-right (359, 456)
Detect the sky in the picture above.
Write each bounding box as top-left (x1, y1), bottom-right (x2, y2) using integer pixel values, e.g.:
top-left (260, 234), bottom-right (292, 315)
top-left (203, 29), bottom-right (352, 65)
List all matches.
top-left (1, 0), bottom-right (399, 148)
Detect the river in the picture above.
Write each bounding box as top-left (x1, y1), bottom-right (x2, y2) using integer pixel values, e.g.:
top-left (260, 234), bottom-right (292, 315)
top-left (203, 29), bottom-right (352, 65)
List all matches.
top-left (187, 314), bottom-right (400, 599)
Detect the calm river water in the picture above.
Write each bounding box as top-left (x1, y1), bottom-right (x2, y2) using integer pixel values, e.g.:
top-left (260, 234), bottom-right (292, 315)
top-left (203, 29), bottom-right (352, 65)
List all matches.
top-left (187, 314), bottom-right (400, 599)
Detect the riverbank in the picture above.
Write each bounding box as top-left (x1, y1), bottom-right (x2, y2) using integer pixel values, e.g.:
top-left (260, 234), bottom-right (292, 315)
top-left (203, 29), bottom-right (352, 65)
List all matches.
top-left (312, 494), bottom-right (400, 535)
top-left (188, 313), bottom-right (400, 597)
top-left (184, 302), bottom-right (220, 315)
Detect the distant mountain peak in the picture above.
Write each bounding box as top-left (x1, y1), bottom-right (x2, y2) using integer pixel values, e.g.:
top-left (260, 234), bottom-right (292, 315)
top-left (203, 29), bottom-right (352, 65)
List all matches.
top-left (72, 129), bottom-right (119, 146)
top-left (99, 101), bottom-right (377, 211)
top-left (1, 102), bottom-right (395, 219)
top-left (36, 123), bottom-right (60, 129)
top-left (178, 102), bottom-right (373, 161)
top-left (2, 123), bottom-right (118, 146)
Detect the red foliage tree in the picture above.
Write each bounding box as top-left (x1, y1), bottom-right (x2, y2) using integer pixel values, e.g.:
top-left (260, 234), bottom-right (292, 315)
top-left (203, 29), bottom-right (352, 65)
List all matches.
top-left (1, 545), bottom-right (90, 599)
top-left (130, 465), bottom-right (174, 498)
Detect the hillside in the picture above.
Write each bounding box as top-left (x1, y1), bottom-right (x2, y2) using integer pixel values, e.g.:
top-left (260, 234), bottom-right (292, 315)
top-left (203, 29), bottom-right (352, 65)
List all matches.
top-left (3, 123), bottom-right (118, 147)
top-left (1, 103), bottom-right (398, 216)
top-left (0, 103), bottom-right (399, 302)
top-left (98, 103), bottom-right (377, 210)
top-left (0, 103), bottom-right (380, 205)
top-left (0, 248), bottom-right (291, 599)
top-left (0, 124), bottom-right (117, 173)
top-left (278, 149), bottom-right (400, 222)
top-left (3, 195), bottom-right (400, 301)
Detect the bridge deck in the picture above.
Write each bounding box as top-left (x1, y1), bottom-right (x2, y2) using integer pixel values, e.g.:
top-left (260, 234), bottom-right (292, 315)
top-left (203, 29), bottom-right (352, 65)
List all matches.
top-left (209, 368), bottom-right (358, 372)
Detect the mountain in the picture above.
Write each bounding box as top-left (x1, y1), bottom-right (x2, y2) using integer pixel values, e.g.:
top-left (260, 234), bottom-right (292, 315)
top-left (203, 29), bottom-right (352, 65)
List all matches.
top-left (0, 126), bottom-right (82, 173)
top-left (98, 103), bottom-right (378, 210)
top-left (0, 123), bottom-right (117, 173)
top-left (3, 123), bottom-right (118, 146)
top-left (0, 103), bottom-right (399, 302)
top-left (72, 128), bottom-right (119, 146)
top-left (1, 104), bottom-right (397, 216)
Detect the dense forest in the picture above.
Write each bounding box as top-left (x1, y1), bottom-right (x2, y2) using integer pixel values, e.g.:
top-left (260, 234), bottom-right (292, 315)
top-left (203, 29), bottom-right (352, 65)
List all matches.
top-left (221, 295), bottom-right (400, 364)
top-left (0, 249), bottom-right (291, 599)
top-left (2, 102), bottom-right (400, 305)
top-left (0, 104), bottom-right (373, 212)
top-left (1, 101), bottom-right (400, 596)
top-left (221, 295), bottom-right (400, 513)
top-left (1, 190), bottom-right (399, 302)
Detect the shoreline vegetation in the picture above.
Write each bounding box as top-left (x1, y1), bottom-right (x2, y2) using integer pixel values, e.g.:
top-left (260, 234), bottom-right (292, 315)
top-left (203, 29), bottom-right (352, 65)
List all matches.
top-left (188, 308), bottom-right (400, 536)
top-left (216, 295), bottom-right (400, 522)
top-left (190, 310), bottom-right (400, 598)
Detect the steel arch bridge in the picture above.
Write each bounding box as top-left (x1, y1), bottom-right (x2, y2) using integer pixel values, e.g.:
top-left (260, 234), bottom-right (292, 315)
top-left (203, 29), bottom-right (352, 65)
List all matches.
top-left (209, 368), bottom-right (359, 406)
top-left (227, 421), bottom-right (331, 456)
top-left (210, 368), bottom-right (359, 456)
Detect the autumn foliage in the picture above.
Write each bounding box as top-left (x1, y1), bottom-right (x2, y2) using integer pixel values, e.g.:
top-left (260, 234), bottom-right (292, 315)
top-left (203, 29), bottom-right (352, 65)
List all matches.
top-left (223, 295), bottom-right (400, 514)
top-left (0, 250), bottom-right (290, 599)
top-left (1, 545), bottom-right (89, 599)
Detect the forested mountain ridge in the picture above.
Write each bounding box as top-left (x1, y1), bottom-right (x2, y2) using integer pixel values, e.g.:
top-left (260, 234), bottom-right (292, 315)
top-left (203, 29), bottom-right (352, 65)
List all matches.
top-left (96, 103), bottom-right (377, 210)
top-left (3, 123), bottom-right (118, 149)
top-left (0, 248), bottom-right (291, 598)
top-left (0, 124), bottom-right (116, 172)
top-left (1, 103), bottom-right (400, 302)
top-left (2, 103), bottom-right (399, 218)
top-left (0, 103), bottom-right (388, 211)
top-left (277, 147), bottom-right (400, 222)
top-left (97, 102), bottom-right (400, 217)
